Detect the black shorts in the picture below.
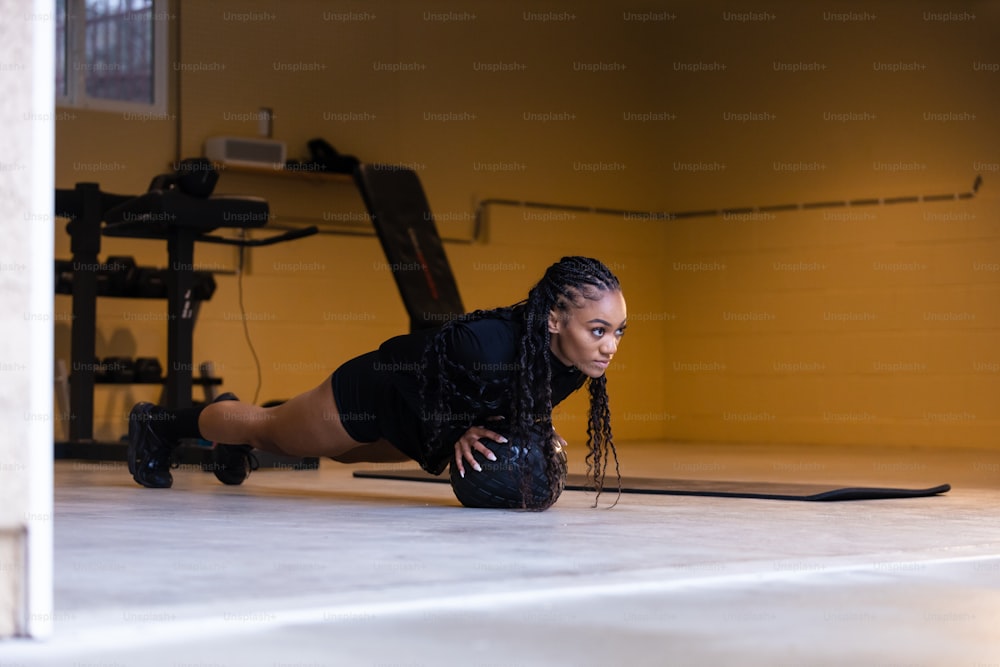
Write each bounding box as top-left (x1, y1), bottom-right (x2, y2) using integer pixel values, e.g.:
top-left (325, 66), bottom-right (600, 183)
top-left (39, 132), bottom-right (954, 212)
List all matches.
top-left (330, 351), bottom-right (384, 444)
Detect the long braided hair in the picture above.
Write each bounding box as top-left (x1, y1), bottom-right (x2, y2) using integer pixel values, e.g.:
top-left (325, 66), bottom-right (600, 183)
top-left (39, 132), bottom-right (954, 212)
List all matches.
top-left (420, 256), bottom-right (622, 507)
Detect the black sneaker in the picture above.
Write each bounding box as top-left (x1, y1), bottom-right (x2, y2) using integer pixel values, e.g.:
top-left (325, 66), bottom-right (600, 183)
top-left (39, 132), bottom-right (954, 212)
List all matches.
top-left (127, 402), bottom-right (177, 488)
top-left (209, 393), bottom-right (259, 485)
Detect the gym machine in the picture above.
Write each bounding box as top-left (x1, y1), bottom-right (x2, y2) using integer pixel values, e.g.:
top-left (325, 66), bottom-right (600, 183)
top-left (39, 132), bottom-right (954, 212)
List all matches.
top-left (55, 159), bottom-right (316, 457)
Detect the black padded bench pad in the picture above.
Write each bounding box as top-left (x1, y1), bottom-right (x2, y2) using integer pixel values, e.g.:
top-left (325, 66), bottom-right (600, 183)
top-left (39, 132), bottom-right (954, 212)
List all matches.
top-left (103, 189), bottom-right (269, 238)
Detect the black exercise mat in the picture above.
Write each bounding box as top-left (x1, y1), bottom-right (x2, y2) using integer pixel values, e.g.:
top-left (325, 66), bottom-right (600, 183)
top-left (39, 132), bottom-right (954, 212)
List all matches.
top-left (353, 469), bottom-right (951, 501)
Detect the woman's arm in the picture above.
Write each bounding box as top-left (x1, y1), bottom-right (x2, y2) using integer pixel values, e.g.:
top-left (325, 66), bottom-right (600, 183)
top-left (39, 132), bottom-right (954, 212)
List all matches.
top-left (427, 316), bottom-right (520, 476)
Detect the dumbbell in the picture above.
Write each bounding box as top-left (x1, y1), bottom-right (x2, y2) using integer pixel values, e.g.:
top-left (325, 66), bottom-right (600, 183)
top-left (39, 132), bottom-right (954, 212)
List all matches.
top-left (133, 357), bottom-right (163, 383)
top-left (101, 356), bottom-right (135, 383)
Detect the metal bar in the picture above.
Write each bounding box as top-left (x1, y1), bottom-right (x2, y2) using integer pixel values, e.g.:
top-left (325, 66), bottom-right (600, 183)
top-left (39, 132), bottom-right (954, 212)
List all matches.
top-left (67, 183), bottom-right (102, 442)
top-left (165, 228), bottom-right (196, 409)
top-left (245, 222), bottom-right (477, 245)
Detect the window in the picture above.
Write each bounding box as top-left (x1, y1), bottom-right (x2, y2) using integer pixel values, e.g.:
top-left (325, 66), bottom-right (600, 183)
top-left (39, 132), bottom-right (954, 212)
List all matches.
top-left (56, 0), bottom-right (168, 113)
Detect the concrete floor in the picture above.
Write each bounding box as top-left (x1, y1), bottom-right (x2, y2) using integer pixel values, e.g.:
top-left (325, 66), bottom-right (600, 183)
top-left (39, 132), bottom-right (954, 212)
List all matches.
top-left (2, 440), bottom-right (999, 666)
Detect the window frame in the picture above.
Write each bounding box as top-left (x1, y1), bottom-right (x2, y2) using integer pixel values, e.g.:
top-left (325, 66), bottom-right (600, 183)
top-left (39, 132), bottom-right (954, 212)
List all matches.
top-left (56, 0), bottom-right (169, 115)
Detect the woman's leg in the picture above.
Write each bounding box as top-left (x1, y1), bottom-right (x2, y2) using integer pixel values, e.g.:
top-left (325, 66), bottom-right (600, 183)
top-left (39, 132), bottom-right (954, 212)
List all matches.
top-left (198, 377), bottom-right (410, 462)
top-left (129, 375), bottom-right (412, 488)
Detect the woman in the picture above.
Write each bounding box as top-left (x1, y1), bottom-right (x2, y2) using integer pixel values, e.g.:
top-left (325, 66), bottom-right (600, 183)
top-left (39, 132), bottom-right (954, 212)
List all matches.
top-left (128, 256), bottom-right (627, 503)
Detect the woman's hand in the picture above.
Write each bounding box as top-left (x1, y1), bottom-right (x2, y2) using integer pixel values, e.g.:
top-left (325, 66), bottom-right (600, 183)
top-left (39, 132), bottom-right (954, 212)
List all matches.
top-left (454, 425), bottom-right (506, 478)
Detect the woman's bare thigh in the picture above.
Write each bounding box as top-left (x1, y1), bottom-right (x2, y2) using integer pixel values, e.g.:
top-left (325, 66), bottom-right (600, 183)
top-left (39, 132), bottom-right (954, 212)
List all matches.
top-left (260, 378), bottom-right (369, 459)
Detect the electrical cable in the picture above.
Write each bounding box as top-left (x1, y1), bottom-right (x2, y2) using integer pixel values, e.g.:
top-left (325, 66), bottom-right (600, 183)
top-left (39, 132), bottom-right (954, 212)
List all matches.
top-left (236, 241), bottom-right (262, 405)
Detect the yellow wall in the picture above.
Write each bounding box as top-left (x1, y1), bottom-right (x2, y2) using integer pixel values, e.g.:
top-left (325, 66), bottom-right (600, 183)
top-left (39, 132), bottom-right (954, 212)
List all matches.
top-left (55, 0), bottom-right (999, 450)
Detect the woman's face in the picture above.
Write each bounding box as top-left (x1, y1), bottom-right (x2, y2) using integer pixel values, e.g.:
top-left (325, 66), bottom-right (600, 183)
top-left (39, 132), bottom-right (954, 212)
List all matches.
top-left (548, 289), bottom-right (627, 378)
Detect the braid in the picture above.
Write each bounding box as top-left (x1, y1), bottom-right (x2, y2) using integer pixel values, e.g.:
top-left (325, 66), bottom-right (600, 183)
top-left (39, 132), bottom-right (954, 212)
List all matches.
top-left (586, 375), bottom-right (621, 507)
top-left (420, 256), bottom-right (623, 507)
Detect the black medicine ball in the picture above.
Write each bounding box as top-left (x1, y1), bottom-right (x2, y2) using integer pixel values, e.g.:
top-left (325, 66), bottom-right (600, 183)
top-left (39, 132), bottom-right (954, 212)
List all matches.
top-left (449, 422), bottom-right (567, 510)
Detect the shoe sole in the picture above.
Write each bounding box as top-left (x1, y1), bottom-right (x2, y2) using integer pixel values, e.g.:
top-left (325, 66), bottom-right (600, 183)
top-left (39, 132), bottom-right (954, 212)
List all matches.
top-left (127, 402), bottom-right (171, 488)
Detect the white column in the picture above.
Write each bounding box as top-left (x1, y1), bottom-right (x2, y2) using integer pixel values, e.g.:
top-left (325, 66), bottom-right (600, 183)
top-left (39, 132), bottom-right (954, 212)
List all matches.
top-left (0, 0), bottom-right (55, 639)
